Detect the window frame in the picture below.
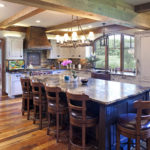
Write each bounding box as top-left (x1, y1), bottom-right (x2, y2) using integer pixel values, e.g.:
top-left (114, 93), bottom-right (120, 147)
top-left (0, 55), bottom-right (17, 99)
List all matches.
top-left (93, 33), bottom-right (135, 72)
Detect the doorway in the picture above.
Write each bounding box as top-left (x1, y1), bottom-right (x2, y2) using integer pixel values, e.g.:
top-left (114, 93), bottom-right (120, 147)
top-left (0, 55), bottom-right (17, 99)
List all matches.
top-left (0, 39), bottom-right (5, 96)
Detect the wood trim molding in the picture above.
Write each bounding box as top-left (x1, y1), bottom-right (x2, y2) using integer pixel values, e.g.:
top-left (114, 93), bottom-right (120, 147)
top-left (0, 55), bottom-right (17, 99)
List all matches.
top-left (0, 7), bottom-right (45, 28)
top-left (135, 2), bottom-right (150, 13)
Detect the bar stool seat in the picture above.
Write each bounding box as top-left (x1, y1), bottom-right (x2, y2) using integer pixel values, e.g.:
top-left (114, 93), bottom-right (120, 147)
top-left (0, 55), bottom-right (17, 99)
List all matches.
top-left (118, 113), bottom-right (150, 130)
top-left (116, 100), bottom-right (150, 150)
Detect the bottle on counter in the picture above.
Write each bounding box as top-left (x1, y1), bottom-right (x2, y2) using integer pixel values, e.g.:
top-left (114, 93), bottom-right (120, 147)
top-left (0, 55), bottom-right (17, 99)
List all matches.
top-left (78, 63), bottom-right (81, 70)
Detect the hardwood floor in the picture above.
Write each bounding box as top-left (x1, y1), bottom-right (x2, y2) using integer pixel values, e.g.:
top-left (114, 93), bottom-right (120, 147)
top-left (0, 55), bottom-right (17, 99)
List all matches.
top-left (0, 97), bottom-right (68, 150)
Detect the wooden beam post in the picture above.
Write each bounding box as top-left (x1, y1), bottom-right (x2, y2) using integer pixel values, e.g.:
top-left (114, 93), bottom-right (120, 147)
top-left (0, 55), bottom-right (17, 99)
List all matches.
top-left (135, 2), bottom-right (150, 13)
top-left (0, 7), bottom-right (44, 28)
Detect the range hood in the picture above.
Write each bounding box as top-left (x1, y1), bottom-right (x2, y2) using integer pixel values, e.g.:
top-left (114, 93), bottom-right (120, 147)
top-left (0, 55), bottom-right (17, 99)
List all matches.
top-left (24, 26), bottom-right (51, 50)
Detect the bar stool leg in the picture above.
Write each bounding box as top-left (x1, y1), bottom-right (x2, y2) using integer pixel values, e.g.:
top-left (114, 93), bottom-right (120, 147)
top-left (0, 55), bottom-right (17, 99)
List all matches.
top-left (116, 128), bottom-right (120, 150)
top-left (68, 124), bottom-right (72, 150)
top-left (147, 138), bottom-right (150, 149)
top-left (82, 125), bottom-right (86, 150)
top-left (56, 112), bottom-right (59, 142)
top-left (33, 105), bottom-right (36, 124)
top-left (47, 112), bottom-right (50, 135)
top-left (22, 98), bottom-right (25, 116)
top-left (27, 97), bottom-right (30, 120)
top-left (136, 136), bottom-right (140, 150)
top-left (128, 138), bottom-right (131, 150)
top-left (39, 104), bottom-right (42, 130)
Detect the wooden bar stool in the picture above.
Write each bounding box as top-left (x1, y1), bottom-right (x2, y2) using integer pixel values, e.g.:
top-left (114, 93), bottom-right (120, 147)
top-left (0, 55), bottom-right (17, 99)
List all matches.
top-left (31, 80), bottom-right (47, 130)
top-left (67, 92), bottom-right (98, 150)
top-left (45, 86), bottom-right (68, 142)
top-left (116, 100), bottom-right (150, 150)
top-left (20, 77), bottom-right (33, 120)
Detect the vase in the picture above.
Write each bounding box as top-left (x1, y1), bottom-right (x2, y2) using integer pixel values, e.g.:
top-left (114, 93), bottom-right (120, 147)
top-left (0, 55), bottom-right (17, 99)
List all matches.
top-left (64, 75), bottom-right (70, 81)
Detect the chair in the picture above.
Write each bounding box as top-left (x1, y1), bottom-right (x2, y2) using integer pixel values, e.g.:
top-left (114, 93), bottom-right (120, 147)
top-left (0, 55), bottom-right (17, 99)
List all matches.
top-left (31, 81), bottom-right (47, 130)
top-left (66, 92), bottom-right (98, 150)
top-left (20, 77), bottom-right (33, 120)
top-left (116, 100), bottom-right (150, 150)
top-left (45, 86), bottom-right (68, 142)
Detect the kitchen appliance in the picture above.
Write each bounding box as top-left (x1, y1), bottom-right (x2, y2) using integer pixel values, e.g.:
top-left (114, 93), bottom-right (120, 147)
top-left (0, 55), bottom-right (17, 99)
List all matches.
top-left (6, 60), bottom-right (25, 71)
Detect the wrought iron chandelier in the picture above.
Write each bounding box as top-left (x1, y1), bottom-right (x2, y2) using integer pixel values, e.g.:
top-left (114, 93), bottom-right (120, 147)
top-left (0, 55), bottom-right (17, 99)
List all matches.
top-left (100, 23), bottom-right (109, 46)
top-left (56, 16), bottom-right (95, 48)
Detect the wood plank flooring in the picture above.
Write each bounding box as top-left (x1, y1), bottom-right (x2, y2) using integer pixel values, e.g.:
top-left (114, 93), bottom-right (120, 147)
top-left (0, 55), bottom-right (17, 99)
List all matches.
top-left (0, 97), bottom-right (68, 150)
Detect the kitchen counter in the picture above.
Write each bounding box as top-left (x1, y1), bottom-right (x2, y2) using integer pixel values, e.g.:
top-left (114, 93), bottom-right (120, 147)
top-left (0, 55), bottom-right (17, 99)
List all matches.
top-left (31, 73), bottom-right (149, 105)
top-left (30, 72), bottom-right (150, 150)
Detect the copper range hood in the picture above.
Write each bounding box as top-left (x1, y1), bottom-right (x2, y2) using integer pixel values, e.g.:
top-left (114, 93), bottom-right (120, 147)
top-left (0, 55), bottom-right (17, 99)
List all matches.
top-left (24, 26), bottom-right (51, 50)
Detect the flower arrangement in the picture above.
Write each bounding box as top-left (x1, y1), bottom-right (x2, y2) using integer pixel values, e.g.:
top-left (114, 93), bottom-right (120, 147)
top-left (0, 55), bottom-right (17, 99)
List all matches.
top-left (61, 59), bottom-right (77, 80)
top-left (61, 59), bottom-right (72, 66)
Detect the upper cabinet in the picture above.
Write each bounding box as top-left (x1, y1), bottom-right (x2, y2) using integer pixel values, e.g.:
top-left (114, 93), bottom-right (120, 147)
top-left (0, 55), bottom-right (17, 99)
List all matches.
top-left (47, 40), bottom-right (92, 59)
top-left (135, 31), bottom-right (150, 83)
top-left (6, 37), bottom-right (24, 60)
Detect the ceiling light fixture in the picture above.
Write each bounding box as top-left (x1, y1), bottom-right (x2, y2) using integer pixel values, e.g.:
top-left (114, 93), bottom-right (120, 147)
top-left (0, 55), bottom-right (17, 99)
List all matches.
top-left (100, 23), bottom-right (109, 46)
top-left (56, 16), bottom-right (94, 48)
top-left (36, 20), bottom-right (40, 23)
top-left (0, 3), bottom-right (5, 7)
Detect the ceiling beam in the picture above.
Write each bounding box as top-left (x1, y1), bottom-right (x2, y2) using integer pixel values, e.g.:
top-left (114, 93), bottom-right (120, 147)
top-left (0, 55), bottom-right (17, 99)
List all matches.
top-left (46, 18), bottom-right (97, 32)
top-left (2, 0), bottom-right (150, 29)
top-left (47, 25), bottom-right (131, 36)
top-left (0, 26), bottom-right (27, 32)
top-left (0, 7), bottom-right (44, 28)
top-left (135, 2), bottom-right (150, 13)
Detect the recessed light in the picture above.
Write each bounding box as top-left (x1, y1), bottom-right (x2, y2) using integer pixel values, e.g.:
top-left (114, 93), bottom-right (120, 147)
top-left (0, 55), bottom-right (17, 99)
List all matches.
top-left (0, 3), bottom-right (5, 8)
top-left (35, 20), bottom-right (40, 23)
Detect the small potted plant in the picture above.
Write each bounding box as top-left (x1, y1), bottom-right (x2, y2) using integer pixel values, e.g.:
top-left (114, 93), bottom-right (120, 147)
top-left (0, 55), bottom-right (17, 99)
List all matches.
top-left (86, 53), bottom-right (99, 69)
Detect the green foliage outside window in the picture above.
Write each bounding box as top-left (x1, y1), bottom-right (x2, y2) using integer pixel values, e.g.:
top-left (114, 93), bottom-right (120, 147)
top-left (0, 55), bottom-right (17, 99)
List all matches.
top-left (94, 34), bottom-right (136, 71)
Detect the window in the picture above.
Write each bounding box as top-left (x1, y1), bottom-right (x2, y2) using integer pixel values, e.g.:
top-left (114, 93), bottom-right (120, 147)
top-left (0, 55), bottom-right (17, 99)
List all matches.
top-left (109, 34), bottom-right (121, 70)
top-left (94, 34), bottom-right (136, 72)
top-left (124, 35), bottom-right (135, 71)
top-left (94, 40), bottom-right (105, 68)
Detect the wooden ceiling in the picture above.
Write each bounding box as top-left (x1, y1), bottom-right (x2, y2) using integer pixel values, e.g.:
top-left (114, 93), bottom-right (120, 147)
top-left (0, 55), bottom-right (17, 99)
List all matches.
top-left (0, 0), bottom-right (150, 34)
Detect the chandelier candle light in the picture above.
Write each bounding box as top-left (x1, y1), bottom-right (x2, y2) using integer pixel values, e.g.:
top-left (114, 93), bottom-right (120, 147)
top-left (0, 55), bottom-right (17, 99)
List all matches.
top-left (56, 16), bottom-right (95, 48)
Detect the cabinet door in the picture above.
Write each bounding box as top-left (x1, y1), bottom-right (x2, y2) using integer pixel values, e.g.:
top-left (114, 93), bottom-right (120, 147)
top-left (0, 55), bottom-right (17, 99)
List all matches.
top-left (140, 36), bottom-right (150, 81)
top-left (11, 38), bottom-right (23, 59)
top-left (5, 38), bottom-right (11, 59)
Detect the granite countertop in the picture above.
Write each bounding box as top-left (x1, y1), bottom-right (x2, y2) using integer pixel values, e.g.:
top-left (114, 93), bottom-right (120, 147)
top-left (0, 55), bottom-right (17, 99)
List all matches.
top-left (92, 70), bottom-right (136, 77)
top-left (30, 72), bottom-right (149, 105)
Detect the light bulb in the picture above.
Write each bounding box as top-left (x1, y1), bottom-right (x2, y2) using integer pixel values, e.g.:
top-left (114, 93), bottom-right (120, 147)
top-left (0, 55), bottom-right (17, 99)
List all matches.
top-left (56, 35), bottom-right (60, 43)
top-left (88, 32), bottom-right (94, 41)
top-left (72, 32), bottom-right (78, 41)
top-left (81, 35), bottom-right (85, 43)
top-left (64, 33), bottom-right (69, 42)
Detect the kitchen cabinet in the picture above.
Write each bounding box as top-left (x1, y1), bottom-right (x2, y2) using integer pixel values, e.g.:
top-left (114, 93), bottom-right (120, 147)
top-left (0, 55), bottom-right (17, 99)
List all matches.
top-left (135, 31), bottom-right (150, 83)
top-left (5, 72), bottom-right (24, 97)
top-left (47, 40), bottom-right (92, 59)
top-left (6, 37), bottom-right (24, 60)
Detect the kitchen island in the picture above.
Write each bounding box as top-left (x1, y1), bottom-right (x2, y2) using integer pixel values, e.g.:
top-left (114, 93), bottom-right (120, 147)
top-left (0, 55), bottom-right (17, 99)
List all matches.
top-left (30, 73), bottom-right (150, 150)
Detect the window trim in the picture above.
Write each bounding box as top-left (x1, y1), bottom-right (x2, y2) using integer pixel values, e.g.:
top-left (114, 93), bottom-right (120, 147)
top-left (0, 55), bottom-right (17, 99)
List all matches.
top-left (93, 33), bottom-right (135, 72)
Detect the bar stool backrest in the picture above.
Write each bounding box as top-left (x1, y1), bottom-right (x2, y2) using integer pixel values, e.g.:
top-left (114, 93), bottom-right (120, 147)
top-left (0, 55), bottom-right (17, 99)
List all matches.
top-left (67, 92), bottom-right (89, 122)
top-left (45, 86), bottom-right (61, 111)
top-left (20, 77), bottom-right (31, 94)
